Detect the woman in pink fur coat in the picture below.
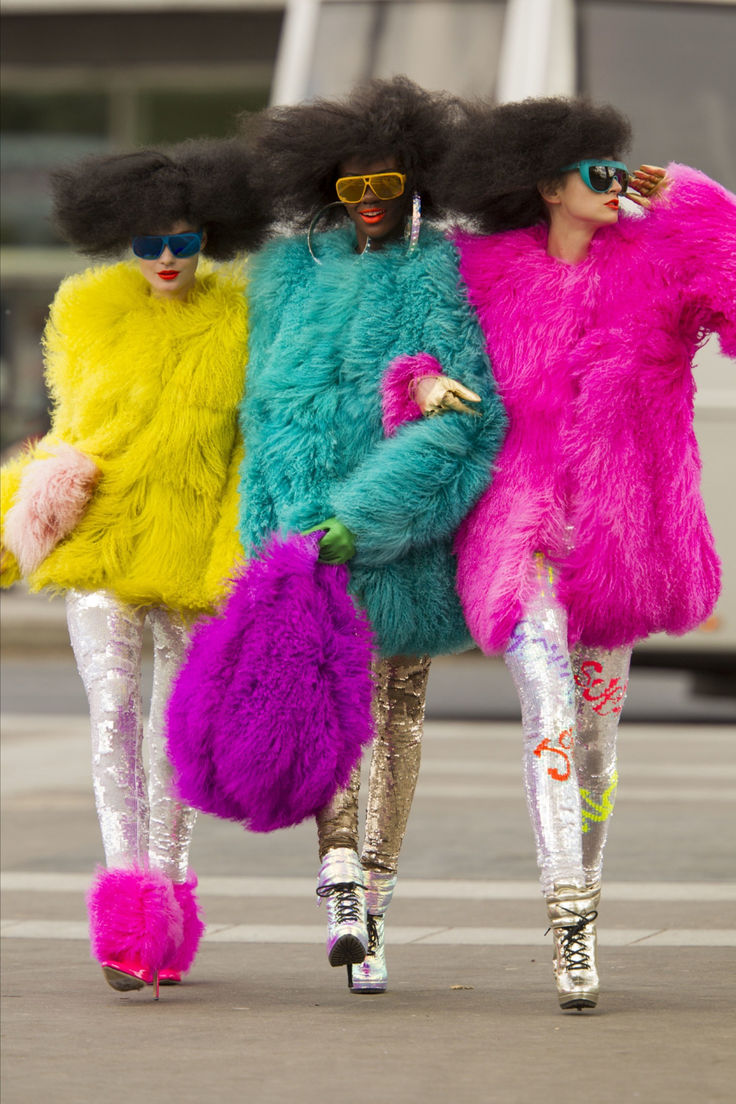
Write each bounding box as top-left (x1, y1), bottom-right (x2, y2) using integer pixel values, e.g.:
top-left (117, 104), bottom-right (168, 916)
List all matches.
top-left (392, 97), bottom-right (736, 1011)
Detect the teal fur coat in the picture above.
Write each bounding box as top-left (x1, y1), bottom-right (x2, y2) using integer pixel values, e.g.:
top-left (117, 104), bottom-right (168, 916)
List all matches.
top-left (238, 224), bottom-right (506, 657)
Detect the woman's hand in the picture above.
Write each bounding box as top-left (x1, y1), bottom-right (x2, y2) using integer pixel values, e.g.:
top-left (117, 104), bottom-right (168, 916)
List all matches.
top-left (302, 517), bottom-right (356, 564)
top-left (627, 164), bottom-right (669, 209)
top-left (411, 375), bottom-right (482, 418)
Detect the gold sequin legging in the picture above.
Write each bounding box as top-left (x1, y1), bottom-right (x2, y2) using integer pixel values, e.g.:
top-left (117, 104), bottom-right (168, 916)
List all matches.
top-left (316, 654), bottom-right (431, 875)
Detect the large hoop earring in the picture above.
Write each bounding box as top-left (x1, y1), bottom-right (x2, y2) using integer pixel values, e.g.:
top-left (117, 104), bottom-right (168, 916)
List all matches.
top-left (307, 201), bottom-right (345, 264)
top-left (405, 191), bottom-right (422, 253)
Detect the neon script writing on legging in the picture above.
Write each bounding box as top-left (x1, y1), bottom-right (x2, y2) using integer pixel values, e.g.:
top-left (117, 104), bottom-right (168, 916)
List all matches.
top-left (575, 660), bottom-right (628, 716)
top-left (533, 728), bottom-right (574, 782)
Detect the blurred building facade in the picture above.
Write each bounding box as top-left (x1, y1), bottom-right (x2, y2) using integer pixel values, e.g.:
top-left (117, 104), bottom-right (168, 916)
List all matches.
top-left (1, 0), bottom-right (735, 661)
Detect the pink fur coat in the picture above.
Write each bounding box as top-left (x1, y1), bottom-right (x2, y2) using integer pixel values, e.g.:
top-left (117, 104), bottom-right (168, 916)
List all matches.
top-left (451, 164), bottom-right (736, 653)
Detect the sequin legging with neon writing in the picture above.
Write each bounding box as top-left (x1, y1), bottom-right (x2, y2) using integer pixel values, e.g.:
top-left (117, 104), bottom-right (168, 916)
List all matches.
top-left (504, 556), bottom-right (631, 894)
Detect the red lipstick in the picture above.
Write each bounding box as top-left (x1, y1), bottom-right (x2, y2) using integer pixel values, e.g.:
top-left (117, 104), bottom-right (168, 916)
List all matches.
top-left (360, 208), bottom-right (386, 224)
top-left (158, 271), bottom-right (179, 280)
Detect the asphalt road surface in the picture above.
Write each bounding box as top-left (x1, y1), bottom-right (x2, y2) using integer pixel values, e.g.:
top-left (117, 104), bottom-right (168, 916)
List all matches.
top-left (1, 604), bottom-right (735, 1103)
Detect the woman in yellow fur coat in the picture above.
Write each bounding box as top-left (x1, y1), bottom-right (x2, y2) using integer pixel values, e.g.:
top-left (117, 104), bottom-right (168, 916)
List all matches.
top-left (1, 141), bottom-right (271, 995)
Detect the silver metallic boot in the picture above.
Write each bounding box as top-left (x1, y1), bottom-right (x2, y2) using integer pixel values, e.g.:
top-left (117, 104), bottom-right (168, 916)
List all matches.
top-left (351, 870), bottom-right (397, 994)
top-left (316, 847), bottom-right (367, 985)
top-left (545, 883), bottom-right (601, 1011)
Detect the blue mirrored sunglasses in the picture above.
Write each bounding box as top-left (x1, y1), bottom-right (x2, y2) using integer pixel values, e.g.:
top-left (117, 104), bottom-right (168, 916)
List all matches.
top-left (559, 159), bottom-right (629, 194)
top-left (131, 231), bottom-right (203, 260)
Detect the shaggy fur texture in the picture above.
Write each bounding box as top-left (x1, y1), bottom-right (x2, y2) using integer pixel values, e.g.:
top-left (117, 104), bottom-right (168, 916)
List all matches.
top-left (239, 224), bottom-right (505, 658)
top-left (451, 165), bottom-right (735, 652)
top-left (87, 866), bottom-right (183, 971)
top-left (1, 261), bottom-right (247, 612)
top-left (167, 875), bottom-right (205, 973)
top-left (3, 442), bottom-right (99, 576)
top-left (381, 354), bottom-right (443, 438)
top-left (166, 533), bottom-right (376, 833)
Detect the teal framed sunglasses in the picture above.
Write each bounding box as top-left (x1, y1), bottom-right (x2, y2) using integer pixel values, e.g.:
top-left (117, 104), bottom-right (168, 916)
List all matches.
top-left (559, 160), bottom-right (629, 194)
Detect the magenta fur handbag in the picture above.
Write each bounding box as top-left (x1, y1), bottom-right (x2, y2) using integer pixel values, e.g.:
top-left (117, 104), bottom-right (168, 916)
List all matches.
top-left (165, 532), bottom-right (376, 832)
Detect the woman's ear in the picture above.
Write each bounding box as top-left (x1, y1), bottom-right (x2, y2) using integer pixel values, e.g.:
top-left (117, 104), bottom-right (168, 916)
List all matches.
top-left (538, 179), bottom-right (561, 206)
top-left (200, 229), bottom-right (208, 250)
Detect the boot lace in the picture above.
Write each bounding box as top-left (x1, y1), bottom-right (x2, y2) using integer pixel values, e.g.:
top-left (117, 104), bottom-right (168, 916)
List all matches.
top-left (547, 905), bottom-right (598, 971)
top-left (365, 914), bottom-right (380, 957)
top-left (316, 881), bottom-right (364, 924)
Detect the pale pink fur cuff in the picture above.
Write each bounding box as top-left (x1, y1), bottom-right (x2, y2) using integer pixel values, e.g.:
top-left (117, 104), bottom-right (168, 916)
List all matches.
top-left (381, 353), bottom-right (443, 437)
top-left (4, 442), bottom-right (100, 576)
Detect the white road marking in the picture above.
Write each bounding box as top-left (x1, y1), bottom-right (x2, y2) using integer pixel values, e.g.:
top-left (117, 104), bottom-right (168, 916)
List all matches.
top-left (2, 872), bottom-right (734, 901)
top-left (1, 918), bottom-right (734, 948)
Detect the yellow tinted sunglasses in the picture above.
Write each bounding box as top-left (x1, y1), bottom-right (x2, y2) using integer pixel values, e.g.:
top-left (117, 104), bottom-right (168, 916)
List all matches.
top-left (335, 172), bottom-right (407, 204)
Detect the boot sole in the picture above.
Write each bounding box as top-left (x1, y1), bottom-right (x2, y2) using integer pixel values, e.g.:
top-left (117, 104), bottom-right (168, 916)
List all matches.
top-left (102, 966), bottom-right (147, 992)
top-left (559, 996), bottom-right (597, 1011)
top-left (328, 935), bottom-right (366, 967)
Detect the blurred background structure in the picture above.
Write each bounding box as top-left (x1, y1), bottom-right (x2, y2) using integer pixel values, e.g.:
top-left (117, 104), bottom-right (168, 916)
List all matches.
top-left (1, 0), bottom-right (735, 676)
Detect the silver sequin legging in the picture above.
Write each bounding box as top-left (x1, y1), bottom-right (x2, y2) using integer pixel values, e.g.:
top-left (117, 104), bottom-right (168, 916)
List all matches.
top-left (316, 655), bottom-right (431, 874)
top-left (504, 556), bottom-right (632, 894)
top-left (66, 589), bottom-right (196, 882)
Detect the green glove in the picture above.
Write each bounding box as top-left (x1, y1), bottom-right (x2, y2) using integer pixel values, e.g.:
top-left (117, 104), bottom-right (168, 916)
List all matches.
top-left (302, 517), bottom-right (356, 564)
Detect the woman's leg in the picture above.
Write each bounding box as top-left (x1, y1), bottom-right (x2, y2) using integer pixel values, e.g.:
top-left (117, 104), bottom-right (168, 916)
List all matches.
top-left (146, 605), bottom-right (197, 882)
top-left (503, 557), bottom-right (584, 895)
top-left (315, 765), bottom-right (366, 978)
top-left (68, 590), bottom-right (181, 993)
top-left (503, 556), bottom-right (598, 1010)
top-left (145, 606), bottom-right (204, 982)
top-left (66, 589), bottom-right (147, 868)
top-left (352, 654), bottom-right (431, 994)
top-left (572, 644), bottom-right (632, 889)
top-left (361, 654), bottom-right (430, 875)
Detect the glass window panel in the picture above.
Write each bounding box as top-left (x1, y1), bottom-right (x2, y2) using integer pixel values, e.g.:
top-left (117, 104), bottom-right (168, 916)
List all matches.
top-left (137, 88), bottom-right (270, 145)
top-left (578, 1), bottom-right (736, 190)
top-left (310, 1), bottom-right (505, 98)
top-left (1, 93), bottom-right (110, 246)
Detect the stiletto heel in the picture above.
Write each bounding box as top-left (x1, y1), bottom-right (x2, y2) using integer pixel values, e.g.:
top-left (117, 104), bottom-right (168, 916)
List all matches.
top-left (87, 867), bottom-right (184, 999)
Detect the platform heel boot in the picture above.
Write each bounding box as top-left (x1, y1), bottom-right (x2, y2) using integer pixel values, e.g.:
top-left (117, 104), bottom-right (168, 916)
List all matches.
top-left (545, 883), bottom-right (601, 1011)
top-left (351, 870), bottom-right (397, 994)
top-left (316, 847), bottom-right (368, 987)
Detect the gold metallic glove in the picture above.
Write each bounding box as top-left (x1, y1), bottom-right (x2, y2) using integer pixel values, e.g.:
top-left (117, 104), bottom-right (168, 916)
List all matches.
top-left (626, 164), bottom-right (669, 209)
top-left (412, 375), bottom-right (482, 418)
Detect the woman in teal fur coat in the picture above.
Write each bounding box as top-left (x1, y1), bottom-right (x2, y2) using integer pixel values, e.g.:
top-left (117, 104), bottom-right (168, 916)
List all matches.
top-left (239, 78), bottom-right (506, 992)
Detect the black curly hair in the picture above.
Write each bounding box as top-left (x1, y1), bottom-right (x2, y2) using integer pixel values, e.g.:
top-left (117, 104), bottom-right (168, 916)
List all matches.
top-left (246, 76), bottom-right (458, 228)
top-left (50, 138), bottom-right (273, 259)
top-left (437, 96), bottom-right (632, 233)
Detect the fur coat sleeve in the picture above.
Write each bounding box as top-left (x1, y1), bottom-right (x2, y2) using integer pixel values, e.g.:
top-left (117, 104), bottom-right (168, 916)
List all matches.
top-left (643, 163), bottom-right (736, 356)
top-left (328, 238), bottom-right (506, 566)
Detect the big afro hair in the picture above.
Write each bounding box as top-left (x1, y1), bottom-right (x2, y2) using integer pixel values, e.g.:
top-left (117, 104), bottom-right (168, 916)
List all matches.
top-left (50, 138), bottom-right (273, 258)
top-left (437, 96), bottom-right (632, 233)
top-left (247, 76), bottom-right (458, 228)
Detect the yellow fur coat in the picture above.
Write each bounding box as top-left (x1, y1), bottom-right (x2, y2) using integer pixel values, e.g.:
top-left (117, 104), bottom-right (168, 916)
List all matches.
top-left (1, 260), bottom-right (247, 614)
